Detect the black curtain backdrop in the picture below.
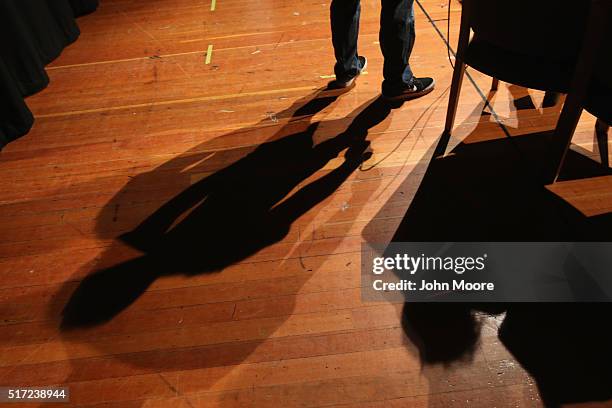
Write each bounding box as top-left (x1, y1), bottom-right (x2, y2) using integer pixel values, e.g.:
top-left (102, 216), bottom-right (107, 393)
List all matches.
top-left (0, 0), bottom-right (98, 149)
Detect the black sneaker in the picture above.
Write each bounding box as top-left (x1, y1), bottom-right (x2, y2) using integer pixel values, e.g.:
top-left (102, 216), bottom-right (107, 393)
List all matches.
top-left (383, 77), bottom-right (435, 101)
top-left (328, 56), bottom-right (368, 90)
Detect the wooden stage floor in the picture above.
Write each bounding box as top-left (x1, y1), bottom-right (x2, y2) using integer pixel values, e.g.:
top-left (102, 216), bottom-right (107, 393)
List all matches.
top-left (1, 0), bottom-right (611, 406)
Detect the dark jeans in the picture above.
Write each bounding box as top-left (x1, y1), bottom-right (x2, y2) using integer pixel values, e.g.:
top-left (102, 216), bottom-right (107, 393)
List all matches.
top-left (330, 0), bottom-right (415, 94)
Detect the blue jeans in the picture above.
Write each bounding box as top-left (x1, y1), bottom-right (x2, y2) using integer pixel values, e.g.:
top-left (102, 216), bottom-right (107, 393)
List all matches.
top-left (330, 0), bottom-right (415, 95)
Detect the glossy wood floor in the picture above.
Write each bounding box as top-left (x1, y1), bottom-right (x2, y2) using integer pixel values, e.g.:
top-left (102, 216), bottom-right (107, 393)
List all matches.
top-left (1, 0), bottom-right (611, 407)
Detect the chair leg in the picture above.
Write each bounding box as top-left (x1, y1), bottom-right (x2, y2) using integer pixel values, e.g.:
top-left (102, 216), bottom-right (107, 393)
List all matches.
top-left (550, 0), bottom-right (607, 182)
top-left (437, 0), bottom-right (471, 157)
top-left (443, 61), bottom-right (466, 135)
top-left (491, 77), bottom-right (499, 91)
top-left (437, 61), bottom-right (466, 157)
top-left (550, 93), bottom-right (584, 183)
top-left (596, 118), bottom-right (610, 167)
top-left (542, 91), bottom-right (561, 108)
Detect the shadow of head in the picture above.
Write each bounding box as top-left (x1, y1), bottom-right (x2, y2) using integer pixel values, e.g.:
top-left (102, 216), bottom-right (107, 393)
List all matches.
top-left (401, 303), bottom-right (486, 364)
top-left (61, 91), bottom-right (394, 328)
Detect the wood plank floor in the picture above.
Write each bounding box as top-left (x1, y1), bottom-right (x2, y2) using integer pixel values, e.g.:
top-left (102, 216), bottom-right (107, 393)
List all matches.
top-left (1, 0), bottom-right (611, 407)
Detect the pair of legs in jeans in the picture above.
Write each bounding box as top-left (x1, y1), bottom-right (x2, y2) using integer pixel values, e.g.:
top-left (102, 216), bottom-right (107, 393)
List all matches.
top-left (330, 0), bottom-right (433, 99)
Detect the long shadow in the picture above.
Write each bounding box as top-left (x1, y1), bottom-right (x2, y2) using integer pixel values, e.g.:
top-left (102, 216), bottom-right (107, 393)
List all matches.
top-left (62, 89), bottom-right (391, 327)
top-left (0, 88), bottom-right (384, 399)
top-left (364, 85), bottom-right (612, 406)
top-left (34, 89), bottom-right (394, 402)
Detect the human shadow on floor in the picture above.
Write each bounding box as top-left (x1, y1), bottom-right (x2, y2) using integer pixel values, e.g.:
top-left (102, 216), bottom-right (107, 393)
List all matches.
top-left (61, 89), bottom-right (392, 328)
top-left (364, 85), bottom-right (612, 405)
top-left (29, 89), bottom-right (397, 399)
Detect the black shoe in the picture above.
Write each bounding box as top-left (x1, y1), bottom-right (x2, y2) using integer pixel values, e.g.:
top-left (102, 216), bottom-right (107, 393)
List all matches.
top-left (328, 56), bottom-right (368, 90)
top-left (383, 77), bottom-right (435, 101)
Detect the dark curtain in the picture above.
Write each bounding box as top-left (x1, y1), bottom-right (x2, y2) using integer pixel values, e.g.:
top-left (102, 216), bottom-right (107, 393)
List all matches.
top-left (0, 0), bottom-right (98, 149)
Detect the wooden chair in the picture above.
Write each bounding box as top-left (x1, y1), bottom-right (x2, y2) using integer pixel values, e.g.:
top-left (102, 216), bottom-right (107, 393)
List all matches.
top-left (440, 0), bottom-right (609, 182)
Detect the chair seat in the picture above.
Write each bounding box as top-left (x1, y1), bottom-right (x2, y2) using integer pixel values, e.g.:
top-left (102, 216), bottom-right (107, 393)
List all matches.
top-left (464, 36), bottom-right (575, 93)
